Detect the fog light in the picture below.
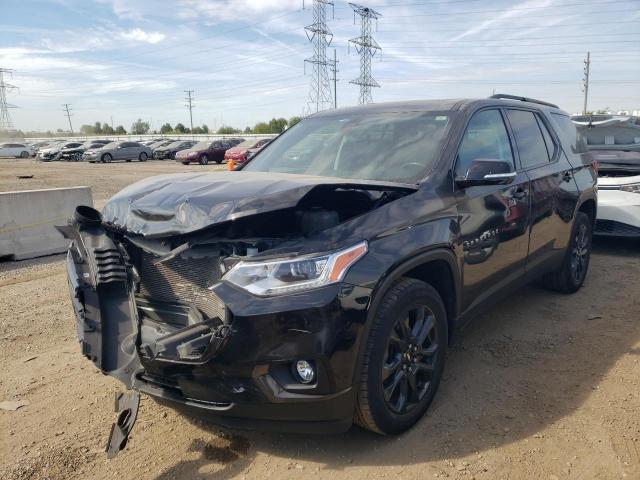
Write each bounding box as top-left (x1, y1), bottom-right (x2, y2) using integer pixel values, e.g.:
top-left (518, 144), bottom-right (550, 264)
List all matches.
top-left (295, 360), bottom-right (315, 384)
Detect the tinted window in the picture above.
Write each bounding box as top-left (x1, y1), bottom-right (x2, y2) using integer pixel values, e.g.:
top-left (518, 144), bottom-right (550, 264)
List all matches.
top-left (456, 109), bottom-right (514, 177)
top-left (129, 142), bottom-right (141, 148)
top-left (536, 116), bottom-right (556, 160)
top-left (549, 113), bottom-right (587, 154)
top-left (212, 142), bottom-right (222, 148)
top-left (506, 109), bottom-right (550, 168)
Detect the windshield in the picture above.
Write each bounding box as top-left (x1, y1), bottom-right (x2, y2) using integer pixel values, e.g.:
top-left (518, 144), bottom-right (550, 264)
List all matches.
top-left (244, 111), bottom-right (451, 183)
top-left (192, 141), bottom-right (210, 149)
top-left (103, 142), bottom-right (117, 149)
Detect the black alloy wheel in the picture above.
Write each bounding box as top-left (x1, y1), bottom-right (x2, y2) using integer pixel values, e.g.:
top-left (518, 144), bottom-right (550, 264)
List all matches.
top-left (382, 305), bottom-right (439, 415)
top-left (571, 221), bottom-right (589, 285)
top-left (541, 211), bottom-right (592, 293)
top-left (199, 154), bottom-right (209, 165)
top-left (356, 278), bottom-right (447, 435)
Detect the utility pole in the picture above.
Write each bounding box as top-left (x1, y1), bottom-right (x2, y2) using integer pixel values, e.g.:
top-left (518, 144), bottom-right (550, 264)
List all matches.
top-left (303, 0), bottom-right (334, 114)
top-left (62, 103), bottom-right (74, 134)
top-left (331, 48), bottom-right (339, 109)
top-left (0, 68), bottom-right (18, 131)
top-left (184, 90), bottom-right (194, 132)
top-left (582, 52), bottom-right (590, 115)
top-left (349, 3), bottom-right (382, 104)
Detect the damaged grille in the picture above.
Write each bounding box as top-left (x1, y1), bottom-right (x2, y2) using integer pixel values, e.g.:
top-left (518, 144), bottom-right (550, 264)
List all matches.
top-left (137, 251), bottom-right (226, 320)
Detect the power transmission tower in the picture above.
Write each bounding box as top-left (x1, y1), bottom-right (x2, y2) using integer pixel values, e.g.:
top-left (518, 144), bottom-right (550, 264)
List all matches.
top-left (582, 52), bottom-right (590, 115)
top-left (0, 68), bottom-right (18, 131)
top-left (348, 3), bottom-right (382, 105)
top-left (303, 0), bottom-right (334, 114)
top-left (185, 90), bottom-right (195, 132)
top-left (62, 103), bottom-right (74, 134)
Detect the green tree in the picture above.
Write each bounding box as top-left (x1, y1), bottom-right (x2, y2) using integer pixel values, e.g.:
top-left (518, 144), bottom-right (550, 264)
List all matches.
top-left (80, 124), bottom-right (95, 135)
top-left (102, 123), bottom-right (115, 135)
top-left (217, 126), bottom-right (240, 135)
top-left (253, 122), bottom-right (270, 134)
top-left (131, 119), bottom-right (150, 135)
top-left (201, 124), bottom-right (209, 134)
top-left (93, 121), bottom-right (103, 135)
top-left (115, 125), bottom-right (127, 135)
top-left (244, 126), bottom-right (252, 134)
top-left (159, 123), bottom-right (173, 134)
top-left (268, 117), bottom-right (288, 133)
top-left (289, 116), bottom-right (302, 127)
top-left (174, 123), bottom-right (187, 133)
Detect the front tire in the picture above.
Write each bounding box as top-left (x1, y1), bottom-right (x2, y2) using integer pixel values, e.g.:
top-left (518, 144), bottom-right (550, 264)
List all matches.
top-left (139, 152), bottom-right (148, 162)
top-left (20, 151), bottom-right (29, 158)
top-left (355, 278), bottom-right (447, 435)
top-left (540, 211), bottom-right (592, 293)
top-left (102, 153), bottom-right (112, 163)
top-left (199, 154), bottom-right (209, 165)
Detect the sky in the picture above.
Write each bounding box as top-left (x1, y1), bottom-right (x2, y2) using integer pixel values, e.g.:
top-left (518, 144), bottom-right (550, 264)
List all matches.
top-left (0, 0), bottom-right (639, 132)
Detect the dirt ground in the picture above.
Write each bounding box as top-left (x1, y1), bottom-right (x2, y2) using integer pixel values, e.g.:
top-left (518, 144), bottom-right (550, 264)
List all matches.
top-left (0, 158), bottom-right (639, 480)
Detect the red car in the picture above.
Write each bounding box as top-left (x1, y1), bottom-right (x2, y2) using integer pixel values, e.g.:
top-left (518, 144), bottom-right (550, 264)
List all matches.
top-left (224, 138), bottom-right (271, 166)
top-left (176, 138), bottom-right (242, 165)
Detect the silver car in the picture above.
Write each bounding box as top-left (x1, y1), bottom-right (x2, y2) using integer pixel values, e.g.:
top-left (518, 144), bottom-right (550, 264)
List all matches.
top-left (82, 141), bottom-right (153, 163)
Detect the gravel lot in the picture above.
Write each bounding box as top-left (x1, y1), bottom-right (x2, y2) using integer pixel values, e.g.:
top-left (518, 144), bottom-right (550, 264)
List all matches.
top-left (1, 158), bottom-right (639, 480)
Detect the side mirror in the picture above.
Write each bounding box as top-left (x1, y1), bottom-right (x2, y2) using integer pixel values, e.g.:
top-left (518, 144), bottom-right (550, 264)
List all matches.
top-left (455, 159), bottom-right (516, 188)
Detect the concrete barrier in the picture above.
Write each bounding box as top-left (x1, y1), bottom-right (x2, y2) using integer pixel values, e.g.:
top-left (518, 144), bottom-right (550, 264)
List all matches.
top-left (0, 186), bottom-right (93, 260)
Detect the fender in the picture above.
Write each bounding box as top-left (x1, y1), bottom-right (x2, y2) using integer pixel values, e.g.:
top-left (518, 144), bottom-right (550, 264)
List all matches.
top-left (350, 246), bottom-right (461, 390)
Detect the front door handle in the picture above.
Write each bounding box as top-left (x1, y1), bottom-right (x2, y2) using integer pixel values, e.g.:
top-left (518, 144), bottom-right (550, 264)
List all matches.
top-left (512, 187), bottom-right (528, 200)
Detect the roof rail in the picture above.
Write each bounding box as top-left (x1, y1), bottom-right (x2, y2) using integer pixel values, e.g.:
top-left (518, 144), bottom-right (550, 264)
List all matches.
top-left (490, 94), bottom-right (559, 109)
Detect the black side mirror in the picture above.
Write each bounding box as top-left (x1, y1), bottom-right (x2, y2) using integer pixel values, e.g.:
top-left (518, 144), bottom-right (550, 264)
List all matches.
top-left (455, 159), bottom-right (516, 188)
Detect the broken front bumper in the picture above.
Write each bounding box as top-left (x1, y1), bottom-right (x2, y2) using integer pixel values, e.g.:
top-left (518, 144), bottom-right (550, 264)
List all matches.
top-left (62, 208), bottom-right (371, 432)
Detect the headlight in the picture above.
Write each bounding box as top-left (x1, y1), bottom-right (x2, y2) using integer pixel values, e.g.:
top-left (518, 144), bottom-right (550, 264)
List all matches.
top-left (223, 241), bottom-right (368, 296)
top-left (621, 183), bottom-right (640, 194)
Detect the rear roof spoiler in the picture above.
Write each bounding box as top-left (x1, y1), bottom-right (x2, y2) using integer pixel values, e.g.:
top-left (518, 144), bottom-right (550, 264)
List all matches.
top-left (490, 94), bottom-right (559, 109)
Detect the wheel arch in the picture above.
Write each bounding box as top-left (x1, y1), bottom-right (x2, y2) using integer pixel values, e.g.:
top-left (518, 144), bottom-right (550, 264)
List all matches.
top-left (577, 198), bottom-right (596, 227)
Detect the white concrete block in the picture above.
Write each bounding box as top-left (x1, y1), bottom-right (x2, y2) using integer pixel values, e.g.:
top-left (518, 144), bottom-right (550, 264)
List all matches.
top-left (0, 186), bottom-right (93, 260)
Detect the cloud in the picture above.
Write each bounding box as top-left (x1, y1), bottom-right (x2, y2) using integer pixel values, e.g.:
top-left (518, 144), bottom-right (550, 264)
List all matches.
top-left (447, 0), bottom-right (554, 42)
top-left (120, 28), bottom-right (166, 44)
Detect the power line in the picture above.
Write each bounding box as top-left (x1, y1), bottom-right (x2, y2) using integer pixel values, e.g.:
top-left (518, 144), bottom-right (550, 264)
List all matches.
top-left (184, 90), bottom-right (195, 132)
top-left (583, 52), bottom-right (591, 115)
top-left (304, 0), bottom-right (335, 114)
top-left (349, 3), bottom-right (382, 105)
top-left (0, 68), bottom-right (18, 130)
top-left (62, 103), bottom-right (73, 133)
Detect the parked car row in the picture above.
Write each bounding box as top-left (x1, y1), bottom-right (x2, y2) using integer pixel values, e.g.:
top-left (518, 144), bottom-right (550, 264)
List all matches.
top-left (0, 142), bottom-right (34, 158)
top-left (176, 138), bottom-right (244, 165)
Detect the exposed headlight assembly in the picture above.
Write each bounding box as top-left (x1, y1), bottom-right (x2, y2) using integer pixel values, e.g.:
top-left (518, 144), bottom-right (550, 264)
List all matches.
top-left (621, 182), bottom-right (640, 194)
top-left (223, 241), bottom-right (368, 296)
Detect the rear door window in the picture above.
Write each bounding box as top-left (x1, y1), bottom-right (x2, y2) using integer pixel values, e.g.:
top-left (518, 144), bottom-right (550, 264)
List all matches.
top-left (505, 109), bottom-right (551, 169)
top-left (549, 113), bottom-right (587, 154)
top-left (455, 109), bottom-right (515, 177)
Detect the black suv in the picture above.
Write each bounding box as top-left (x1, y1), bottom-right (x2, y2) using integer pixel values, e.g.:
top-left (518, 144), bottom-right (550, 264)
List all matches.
top-left (61, 96), bottom-right (596, 451)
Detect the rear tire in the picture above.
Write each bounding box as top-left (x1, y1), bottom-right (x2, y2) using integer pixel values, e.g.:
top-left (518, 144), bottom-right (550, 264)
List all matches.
top-left (20, 151), bottom-right (29, 158)
top-left (540, 211), bottom-right (592, 293)
top-left (355, 278), bottom-right (447, 435)
top-left (199, 155), bottom-right (209, 165)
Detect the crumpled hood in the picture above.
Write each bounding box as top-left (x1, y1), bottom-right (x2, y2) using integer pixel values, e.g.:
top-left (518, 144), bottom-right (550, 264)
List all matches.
top-left (101, 171), bottom-right (412, 238)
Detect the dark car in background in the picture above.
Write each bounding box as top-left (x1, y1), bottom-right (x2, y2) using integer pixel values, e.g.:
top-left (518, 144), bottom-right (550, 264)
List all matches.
top-left (176, 138), bottom-right (242, 164)
top-left (38, 141), bottom-right (83, 161)
top-left (62, 96), bottom-right (596, 452)
top-left (224, 138), bottom-right (271, 165)
top-left (60, 140), bottom-right (111, 161)
top-left (153, 140), bottom-right (198, 160)
top-left (82, 141), bottom-right (152, 163)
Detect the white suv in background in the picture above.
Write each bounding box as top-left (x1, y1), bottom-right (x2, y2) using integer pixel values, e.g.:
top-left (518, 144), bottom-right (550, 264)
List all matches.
top-left (592, 150), bottom-right (640, 237)
top-left (0, 142), bottom-right (33, 158)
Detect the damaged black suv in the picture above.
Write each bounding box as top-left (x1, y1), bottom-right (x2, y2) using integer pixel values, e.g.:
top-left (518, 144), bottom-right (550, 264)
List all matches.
top-left (62, 95), bottom-right (596, 447)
